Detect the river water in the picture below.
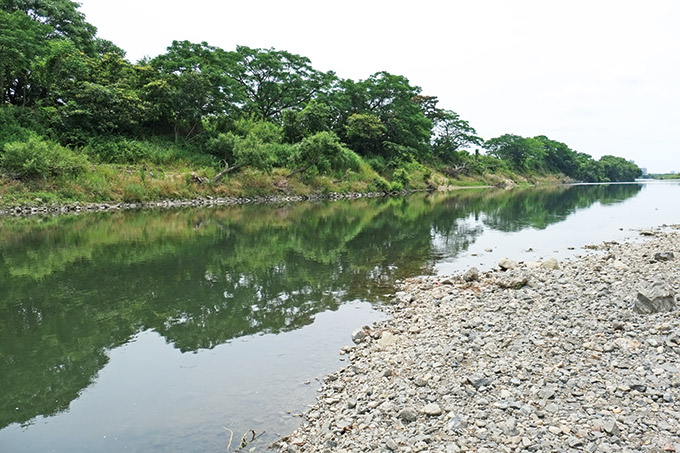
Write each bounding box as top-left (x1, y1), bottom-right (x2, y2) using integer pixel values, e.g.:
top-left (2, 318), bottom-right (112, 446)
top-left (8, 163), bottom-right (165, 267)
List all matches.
top-left (0, 182), bottom-right (678, 451)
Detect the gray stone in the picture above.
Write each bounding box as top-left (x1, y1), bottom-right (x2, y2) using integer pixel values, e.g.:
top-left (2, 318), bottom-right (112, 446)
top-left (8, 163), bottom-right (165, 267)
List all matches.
top-left (398, 407), bottom-right (418, 422)
top-left (351, 328), bottom-right (366, 343)
top-left (467, 374), bottom-right (492, 389)
top-left (654, 251), bottom-right (675, 261)
top-left (394, 291), bottom-right (414, 304)
top-left (421, 403), bottom-right (442, 416)
top-left (634, 280), bottom-right (676, 314)
top-left (540, 258), bottom-right (560, 270)
top-left (463, 267), bottom-right (480, 282)
top-left (385, 438), bottom-right (398, 451)
top-left (498, 258), bottom-right (518, 270)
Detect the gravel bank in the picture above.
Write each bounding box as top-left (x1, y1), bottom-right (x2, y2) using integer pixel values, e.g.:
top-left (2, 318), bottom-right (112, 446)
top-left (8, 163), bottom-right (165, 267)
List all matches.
top-left (277, 226), bottom-right (680, 452)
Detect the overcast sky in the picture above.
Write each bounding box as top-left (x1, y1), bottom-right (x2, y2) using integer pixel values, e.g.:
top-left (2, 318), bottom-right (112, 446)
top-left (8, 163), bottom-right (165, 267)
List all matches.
top-left (77, 0), bottom-right (680, 173)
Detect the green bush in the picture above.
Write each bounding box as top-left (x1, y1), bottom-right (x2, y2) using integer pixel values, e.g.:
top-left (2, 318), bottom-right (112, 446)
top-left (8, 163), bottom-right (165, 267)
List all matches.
top-left (373, 176), bottom-right (390, 192)
top-left (392, 168), bottom-right (411, 188)
top-left (1, 137), bottom-right (89, 179)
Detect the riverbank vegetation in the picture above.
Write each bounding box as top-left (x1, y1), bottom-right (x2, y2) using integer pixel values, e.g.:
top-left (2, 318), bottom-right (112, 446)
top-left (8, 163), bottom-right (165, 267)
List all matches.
top-left (0, 1), bottom-right (642, 207)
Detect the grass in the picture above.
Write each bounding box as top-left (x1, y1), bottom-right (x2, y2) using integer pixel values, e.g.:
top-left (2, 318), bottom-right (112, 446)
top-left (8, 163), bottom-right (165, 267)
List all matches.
top-left (0, 139), bottom-right (568, 209)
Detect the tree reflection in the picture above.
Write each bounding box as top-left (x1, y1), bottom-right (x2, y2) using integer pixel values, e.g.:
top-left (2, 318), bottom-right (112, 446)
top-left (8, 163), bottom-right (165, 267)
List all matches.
top-left (0, 184), bottom-right (641, 428)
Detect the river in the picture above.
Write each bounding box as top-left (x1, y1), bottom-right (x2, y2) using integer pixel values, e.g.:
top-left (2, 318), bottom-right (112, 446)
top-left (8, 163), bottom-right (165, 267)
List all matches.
top-left (0, 182), bottom-right (678, 451)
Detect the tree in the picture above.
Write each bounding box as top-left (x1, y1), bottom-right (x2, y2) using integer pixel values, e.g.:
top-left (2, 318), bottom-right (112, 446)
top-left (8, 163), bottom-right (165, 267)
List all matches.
top-left (326, 72), bottom-right (432, 161)
top-left (344, 113), bottom-right (386, 155)
top-left (431, 109), bottom-right (482, 164)
top-left (145, 41), bottom-right (239, 141)
top-left (282, 100), bottom-right (333, 143)
top-left (533, 135), bottom-right (579, 177)
top-left (484, 134), bottom-right (546, 170)
top-left (228, 46), bottom-right (336, 119)
top-left (2, 0), bottom-right (97, 53)
top-left (0, 10), bottom-right (50, 105)
top-left (599, 155), bottom-right (641, 181)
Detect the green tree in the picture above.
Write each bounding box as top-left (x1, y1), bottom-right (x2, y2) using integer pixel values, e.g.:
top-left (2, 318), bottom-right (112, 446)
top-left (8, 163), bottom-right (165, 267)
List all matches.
top-left (344, 112), bottom-right (386, 155)
top-left (228, 46), bottom-right (336, 119)
top-left (282, 100), bottom-right (333, 143)
top-left (0, 10), bottom-right (50, 105)
top-left (485, 134), bottom-right (546, 170)
top-left (145, 41), bottom-right (239, 141)
top-left (326, 72), bottom-right (432, 161)
top-left (599, 155), bottom-right (641, 181)
top-left (2, 0), bottom-right (96, 53)
top-left (430, 109), bottom-right (482, 171)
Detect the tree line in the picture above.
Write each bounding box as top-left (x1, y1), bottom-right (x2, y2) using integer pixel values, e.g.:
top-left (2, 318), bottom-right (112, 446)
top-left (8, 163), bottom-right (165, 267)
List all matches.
top-left (0, 0), bottom-right (641, 184)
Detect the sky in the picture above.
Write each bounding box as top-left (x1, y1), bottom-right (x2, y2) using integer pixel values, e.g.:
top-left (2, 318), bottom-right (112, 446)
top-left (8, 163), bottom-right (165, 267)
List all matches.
top-left (77, 0), bottom-right (680, 173)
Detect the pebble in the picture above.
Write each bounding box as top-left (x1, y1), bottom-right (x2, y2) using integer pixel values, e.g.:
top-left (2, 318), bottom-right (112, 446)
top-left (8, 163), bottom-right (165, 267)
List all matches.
top-left (276, 227), bottom-right (680, 452)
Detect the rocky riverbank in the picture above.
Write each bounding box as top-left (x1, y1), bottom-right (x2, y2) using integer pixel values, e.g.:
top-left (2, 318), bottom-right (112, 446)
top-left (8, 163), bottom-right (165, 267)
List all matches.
top-left (276, 226), bottom-right (680, 452)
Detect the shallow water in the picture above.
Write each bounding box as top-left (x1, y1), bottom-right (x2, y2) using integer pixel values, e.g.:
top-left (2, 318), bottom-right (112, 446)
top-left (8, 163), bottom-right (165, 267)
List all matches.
top-left (0, 182), bottom-right (677, 451)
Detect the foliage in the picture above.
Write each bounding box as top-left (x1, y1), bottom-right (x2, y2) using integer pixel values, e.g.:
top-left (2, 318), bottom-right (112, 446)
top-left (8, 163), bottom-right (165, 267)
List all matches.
top-left (344, 112), bottom-right (386, 155)
top-left (599, 155), bottom-right (641, 182)
top-left (0, 0), bottom-right (642, 196)
top-left (228, 46), bottom-right (336, 119)
top-left (291, 131), bottom-right (361, 176)
top-left (282, 100), bottom-right (333, 143)
top-left (1, 137), bottom-right (89, 178)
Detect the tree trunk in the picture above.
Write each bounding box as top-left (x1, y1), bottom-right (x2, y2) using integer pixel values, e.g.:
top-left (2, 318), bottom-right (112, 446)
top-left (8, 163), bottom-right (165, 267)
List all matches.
top-left (212, 163), bottom-right (242, 183)
top-left (289, 161), bottom-right (315, 176)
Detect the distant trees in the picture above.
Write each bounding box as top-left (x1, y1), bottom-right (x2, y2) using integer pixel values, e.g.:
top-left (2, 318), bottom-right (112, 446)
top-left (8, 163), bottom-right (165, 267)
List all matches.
top-left (483, 134), bottom-right (641, 182)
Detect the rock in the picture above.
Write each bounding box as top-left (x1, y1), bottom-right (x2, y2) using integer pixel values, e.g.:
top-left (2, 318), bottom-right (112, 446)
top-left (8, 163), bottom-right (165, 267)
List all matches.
top-left (495, 272), bottom-right (529, 289)
top-left (601, 419), bottom-right (620, 436)
top-left (654, 251), bottom-right (675, 261)
top-left (540, 258), bottom-right (559, 270)
top-left (538, 387), bottom-right (556, 400)
top-left (280, 229), bottom-right (680, 452)
top-left (351, 328), bottom-right (366, 343)
top-left (463, 267), bottom-right (480, 282)
top-left (467, 374), bottom-right (492, 389)
top-left (385, 438), bottom-right (398, 451)
top-left (421, 403), bottom-right (443, 416)
top-left (447, 415), bottom-right (467, 431)
top-left (377, 331), bottom-right (398, 348)
top-left (498, 258), bottom-right (517, 270)
top-left (394, 291), bottom-right (414, 304)
top-left (398, 407), bottom-right (418, 422)
top-left (502, 417), bottom-right (519, 436)
top-left (634, 280), bottom-right (676, 314)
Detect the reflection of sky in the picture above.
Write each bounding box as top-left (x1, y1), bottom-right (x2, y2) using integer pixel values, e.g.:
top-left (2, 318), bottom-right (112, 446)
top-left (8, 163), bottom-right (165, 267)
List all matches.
top-left (0, 301), bottom-right (385, 452)
top-left (434, 182), bottom-right (680, 275)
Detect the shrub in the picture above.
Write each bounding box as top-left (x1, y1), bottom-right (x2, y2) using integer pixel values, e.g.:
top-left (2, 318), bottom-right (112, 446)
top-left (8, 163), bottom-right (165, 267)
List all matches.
top-left (1, 137), bottom-right (89, 179)
top-left (392, 168), bottom-right (411, 188)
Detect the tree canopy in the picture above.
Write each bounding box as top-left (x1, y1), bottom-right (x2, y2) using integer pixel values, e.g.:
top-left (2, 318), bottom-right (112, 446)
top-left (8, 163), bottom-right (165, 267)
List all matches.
top-left (0, 0), bottom-right (641, 184)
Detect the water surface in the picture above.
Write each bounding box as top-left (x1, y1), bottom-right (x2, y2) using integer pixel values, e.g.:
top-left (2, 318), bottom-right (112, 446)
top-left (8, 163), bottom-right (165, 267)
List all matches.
top-left (1, 182), bottom-right (678, 451)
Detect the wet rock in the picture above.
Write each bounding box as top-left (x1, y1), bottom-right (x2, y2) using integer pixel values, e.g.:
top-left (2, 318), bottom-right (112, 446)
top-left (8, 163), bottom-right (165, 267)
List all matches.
top-left (351, 328), bottom-right (367, 343)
